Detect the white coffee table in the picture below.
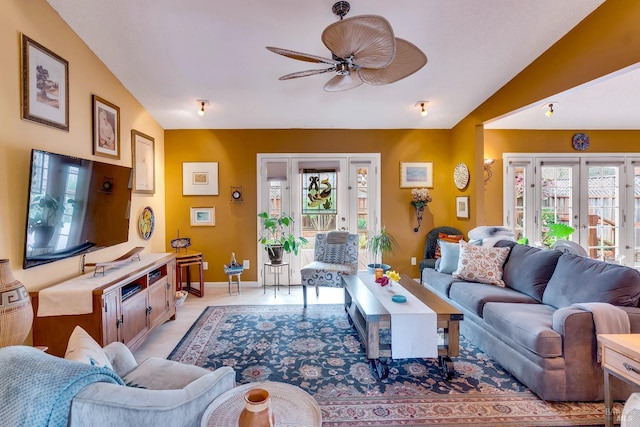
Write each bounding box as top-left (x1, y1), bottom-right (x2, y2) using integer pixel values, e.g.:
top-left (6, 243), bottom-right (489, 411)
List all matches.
top-left (201, 381), bottom-right (322, 427)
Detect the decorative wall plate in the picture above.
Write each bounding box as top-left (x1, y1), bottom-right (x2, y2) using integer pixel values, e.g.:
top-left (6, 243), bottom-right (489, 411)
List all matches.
top-left (572, 133), bottom-right (590, 151)
top-left (138, 206), bottom-right (154, 240)
top-left (453, 162), bottom-right (470, 190)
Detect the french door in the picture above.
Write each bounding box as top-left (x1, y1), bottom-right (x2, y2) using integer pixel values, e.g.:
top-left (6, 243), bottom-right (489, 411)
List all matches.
top-left (258, 154), bottom-right (379, 283)
top-left (504, 154), bottom-right (638, 266)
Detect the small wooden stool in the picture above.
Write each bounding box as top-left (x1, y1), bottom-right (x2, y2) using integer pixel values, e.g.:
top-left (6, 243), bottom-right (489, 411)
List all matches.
top-left (224, 266), bottom-right (243, 295)
top-left (176, 250), bottom-right (204, 297)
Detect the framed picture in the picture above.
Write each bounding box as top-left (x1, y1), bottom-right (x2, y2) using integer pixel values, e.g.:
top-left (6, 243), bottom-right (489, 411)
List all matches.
top-left (400, 162), bottom-right (433, 188)
top-left (456, 196), bottom-right (470, 219)
top-left (21, 34), bottom-right (69, 131)
top-left (132, 130), bottom-right (155, 194)
top-left (190, 207), bottom-right (215, 226)
top-left (183, 162), bottom-right (219, 195)
top-left (92, 95), bottom-right (120, 159)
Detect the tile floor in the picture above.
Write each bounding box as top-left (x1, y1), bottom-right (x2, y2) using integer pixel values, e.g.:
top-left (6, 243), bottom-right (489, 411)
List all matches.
top-left (133, 282), bottom-right (344, 361)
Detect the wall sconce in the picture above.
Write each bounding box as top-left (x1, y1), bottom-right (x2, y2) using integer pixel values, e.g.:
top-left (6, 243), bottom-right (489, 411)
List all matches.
top-left (484, 158), bottom-right (495, 183)
top-left (197, 99), bottom-right (209, 116)
top-left (545, 103), bottom-right (554, 117)
top-left (415, 101), bottom-right (428, 117)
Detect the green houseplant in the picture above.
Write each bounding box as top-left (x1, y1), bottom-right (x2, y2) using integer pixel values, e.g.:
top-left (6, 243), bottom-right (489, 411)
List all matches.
top-left (365, 226), bottom-right (399, 273)
top-left (258, 212), bottom-right (308, 264)
top-left (28, 194), bottom-right (65, 248)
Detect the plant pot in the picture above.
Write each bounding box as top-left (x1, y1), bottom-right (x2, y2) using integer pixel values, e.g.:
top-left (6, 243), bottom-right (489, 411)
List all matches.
top-left (366, 263), bottom-right (391, 274)
top-left (266, 245), bottom-right (284, 264)
top-left (33, 225), bottom-right (55, 248)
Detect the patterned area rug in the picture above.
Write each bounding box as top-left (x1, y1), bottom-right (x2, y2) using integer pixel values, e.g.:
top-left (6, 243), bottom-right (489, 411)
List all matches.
top-left (168, 304), bottom-right (614, 426)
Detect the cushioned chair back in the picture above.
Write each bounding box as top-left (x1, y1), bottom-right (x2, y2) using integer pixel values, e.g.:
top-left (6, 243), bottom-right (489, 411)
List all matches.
top-left (314, 231), bottom-right (358, 267)
top-left (424, 226), bottom-right (463, 259)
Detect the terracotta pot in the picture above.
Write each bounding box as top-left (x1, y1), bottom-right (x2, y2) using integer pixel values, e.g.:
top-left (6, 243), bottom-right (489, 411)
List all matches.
top-left (238, 388), bottom-right (275, 427)
top-left (0, 259), bottom-right (33, 347)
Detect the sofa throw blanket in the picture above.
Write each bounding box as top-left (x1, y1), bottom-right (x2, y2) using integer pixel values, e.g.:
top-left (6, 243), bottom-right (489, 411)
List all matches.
top-left (572, 302), bottom-right (630, 361)
top-left (0, 345), bottom-right (124, 427)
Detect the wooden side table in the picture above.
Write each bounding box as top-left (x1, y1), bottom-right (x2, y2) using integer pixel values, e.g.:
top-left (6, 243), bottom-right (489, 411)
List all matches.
top-left (597, 334), bottom-right (640, 427)
top-left (176, 250), bottom-right (204, 297)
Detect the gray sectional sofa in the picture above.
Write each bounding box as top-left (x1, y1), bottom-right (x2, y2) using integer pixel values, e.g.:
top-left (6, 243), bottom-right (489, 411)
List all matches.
top-left (422, 240), bottom-right (640, 401)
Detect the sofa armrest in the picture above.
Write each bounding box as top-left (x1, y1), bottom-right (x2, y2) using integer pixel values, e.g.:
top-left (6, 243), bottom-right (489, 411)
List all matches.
top-left (616, 306), bottom-right (640, 332)
top-left (102, 342), bottom-right (138, 377)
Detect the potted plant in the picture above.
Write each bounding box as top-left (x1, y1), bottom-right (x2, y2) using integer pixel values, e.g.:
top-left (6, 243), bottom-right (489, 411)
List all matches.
top-left (258, 212), bottom-right (308, 264)
top-left (365, 226), bottom-right (399, 273)
top-left (28, 194), bottom-right (65, 248)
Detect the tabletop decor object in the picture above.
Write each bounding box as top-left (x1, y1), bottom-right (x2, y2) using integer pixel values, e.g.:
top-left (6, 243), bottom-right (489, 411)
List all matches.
top-left (238, 388), bottom-right (275, 427)
top-left (0, 259), bottom-right (33, 347)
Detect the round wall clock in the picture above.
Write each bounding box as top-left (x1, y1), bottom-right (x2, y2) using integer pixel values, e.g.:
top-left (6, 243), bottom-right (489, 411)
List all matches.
top-left (138, 206), bottom-right (154, 240)
top-left (572, 133), bottom-right (590, 151)
top-left (453, 162), bottom-right (470, 190)
top-left (232, 190), bottom-right (242, 200)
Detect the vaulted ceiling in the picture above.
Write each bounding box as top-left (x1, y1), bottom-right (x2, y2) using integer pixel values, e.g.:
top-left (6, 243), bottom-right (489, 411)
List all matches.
top-left (47, 0), bottom-right (637, 131)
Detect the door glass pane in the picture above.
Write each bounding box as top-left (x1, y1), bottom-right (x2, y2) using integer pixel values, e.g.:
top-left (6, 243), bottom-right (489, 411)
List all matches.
top-left (587, 166), bottom-right (621, 262)
top-left (634, 166), bottom-right (640, 267)
top-left (300, 170), bottom-right (338, 267)
top-left (356, 167), bottom-right (369, 271)
top-left (540, 166), bottom-right (573, 248)
top-left (513, 167), bottom-right (526, 241)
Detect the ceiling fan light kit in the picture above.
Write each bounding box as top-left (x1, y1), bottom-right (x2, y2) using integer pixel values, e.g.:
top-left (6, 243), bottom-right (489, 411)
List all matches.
top-left (266, 1), bottom-right (427, 92)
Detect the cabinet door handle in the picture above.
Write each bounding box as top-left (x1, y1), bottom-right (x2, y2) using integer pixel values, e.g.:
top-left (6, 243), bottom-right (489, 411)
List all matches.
top-left (146, 306), bottom-right (152, 315)
top-left (623, 362), bottom-right (640, 375)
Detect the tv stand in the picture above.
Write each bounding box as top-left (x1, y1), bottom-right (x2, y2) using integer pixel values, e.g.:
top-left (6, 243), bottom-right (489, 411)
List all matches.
top-left (31, 252), bottom-right (177, 357)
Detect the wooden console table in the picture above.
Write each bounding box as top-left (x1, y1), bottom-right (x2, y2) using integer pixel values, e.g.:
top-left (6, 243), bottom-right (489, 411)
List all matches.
top-left (31, 252), bottom-right (177, 357)
top-left (176, 250), bottom-right (204, 297)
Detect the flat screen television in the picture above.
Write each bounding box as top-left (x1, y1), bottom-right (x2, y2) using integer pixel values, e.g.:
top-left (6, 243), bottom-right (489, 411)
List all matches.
top-left (23, 149), bottom-right (132, 269)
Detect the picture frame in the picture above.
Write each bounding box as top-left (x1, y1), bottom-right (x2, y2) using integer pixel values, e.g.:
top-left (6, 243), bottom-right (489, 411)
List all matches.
top-left (183, 162), bottom-right (219, 195)
top-left (92, 95), bottom-right (120, 159)
top-left (190, 207), bottom-right (215, 226)
top-left (400, 162), bottom-right (433, 188)
top-left (456, 196), bottom-right (470, 219)
top-left (21, 34), bottom-right (69, 131)
top-left (132, 130), bottom-right (155, 194)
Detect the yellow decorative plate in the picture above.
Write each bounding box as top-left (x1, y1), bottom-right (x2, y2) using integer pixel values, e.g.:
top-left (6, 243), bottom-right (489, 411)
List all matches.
top-left (138, 206), bottom-right (154, 240)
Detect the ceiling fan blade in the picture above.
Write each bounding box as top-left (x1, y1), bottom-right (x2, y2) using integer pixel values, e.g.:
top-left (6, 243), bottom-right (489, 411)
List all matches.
top-left (324, 71), bottom-right (364, 92)
top-left (322, 15), bottom-right (395, 69)
top-left (358, 38), bottom-right (427, 85)
top-left (279, 67), bottom-right (336, 80)
top-left (266, 46), bottom-right (338, 65)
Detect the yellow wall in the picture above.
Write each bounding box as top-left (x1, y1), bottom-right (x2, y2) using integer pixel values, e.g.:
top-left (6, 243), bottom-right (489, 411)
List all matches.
top-left (165, 129), bottom-right (452, 279)
top-left (483, 129), bottom-right (640, 225)
top-left (0, 0), bottom-right (166, 291)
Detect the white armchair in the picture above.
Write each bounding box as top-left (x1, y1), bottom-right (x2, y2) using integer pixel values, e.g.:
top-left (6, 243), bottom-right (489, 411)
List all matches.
top-left (300, 231), bottom-right (358, 306)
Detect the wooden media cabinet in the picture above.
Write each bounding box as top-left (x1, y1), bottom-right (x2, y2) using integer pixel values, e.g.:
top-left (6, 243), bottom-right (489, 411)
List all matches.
top-left (31, 252), bottom-right (177, 357)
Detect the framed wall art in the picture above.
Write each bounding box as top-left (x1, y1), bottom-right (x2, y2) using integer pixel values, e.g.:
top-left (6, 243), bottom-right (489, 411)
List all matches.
top-left (456, 196), bottom-right (470, 219)
top-left (92, 95), bottom-right (120, 159)
top-left (183, 162), bottom-right (219, 195)
top-left (190, 207), bottom-right (215, 226)
top-left (21, 34), bottom-right (69, 131)
top-left (132, 129), bottom-right (155, 194)
top-left (400, 162), bottom-right (433, 188)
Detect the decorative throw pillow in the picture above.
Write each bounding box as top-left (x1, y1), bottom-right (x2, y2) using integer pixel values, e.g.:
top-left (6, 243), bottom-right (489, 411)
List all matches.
top-left (436, 240), bottom-right (461, 274)
top-left (324, 243), bottom-right (345, 264)
top-left (434, 233), bottom-right (464, 259)
top-left (65, 325), bottom-right (113, 370)
top-left (452, 240), bottom-right (510, 286)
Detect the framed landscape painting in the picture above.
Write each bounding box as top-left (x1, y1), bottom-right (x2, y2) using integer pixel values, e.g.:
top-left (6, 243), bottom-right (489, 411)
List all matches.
top-left (21, 34), bottom-right (69, 131)
top-left (183, 162), bottom-right (219, 195)
top-left (400, 162), bottom-right (433, 188)
top-left (92, 95), bottom-right (120, 159)
top-left (190, 207), bottom-right (215, 226)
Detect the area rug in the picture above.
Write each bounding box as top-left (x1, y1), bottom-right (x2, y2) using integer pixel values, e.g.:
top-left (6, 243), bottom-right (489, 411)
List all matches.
top-left (168, 304), bottom-right (615, 426)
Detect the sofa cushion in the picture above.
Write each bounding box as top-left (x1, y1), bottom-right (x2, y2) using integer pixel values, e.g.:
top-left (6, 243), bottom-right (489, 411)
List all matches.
top-left (65, 326), bottom-right (114, 370)
top-left (542, 253), bottom-right (640, 308)
top-left (449, 282), bottom-right (539, 317)
top-left (502, 244), bottom-right (562, 302)
top-left (483, 302), bottom-right (562, 357)
top-left (436, 240), bottom-right (460, 274)
top-left (422, 268), bottom-right (458, 297)
top-left (452, 240), bottom-right (510, 286)
top-left (435, 233), bottom-right (464, 258)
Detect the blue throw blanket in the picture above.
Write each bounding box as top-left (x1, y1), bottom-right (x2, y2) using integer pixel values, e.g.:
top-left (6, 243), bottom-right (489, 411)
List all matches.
top-left (0, 345), bottom-right (124, 427)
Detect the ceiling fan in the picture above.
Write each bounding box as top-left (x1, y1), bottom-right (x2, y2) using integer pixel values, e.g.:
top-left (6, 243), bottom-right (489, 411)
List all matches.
top-left (266, 1), bottom-right (427, 92)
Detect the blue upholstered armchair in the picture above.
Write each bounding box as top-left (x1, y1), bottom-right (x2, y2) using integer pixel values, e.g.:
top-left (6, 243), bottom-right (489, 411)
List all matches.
top-left (300, 231), bottom-right (358, 307)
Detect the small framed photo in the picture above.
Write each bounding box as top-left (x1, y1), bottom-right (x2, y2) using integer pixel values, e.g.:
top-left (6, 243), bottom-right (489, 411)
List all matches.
top-left (190, 207), bottom-right (215, 226)
top-left (21, 34), bottom-right (69, 131)
top-left (456, 196), bottom-right (470, 219)
top-left (92, 95), bottom-right (120, 159)
top-left (400, 162), bottom-right (433, 188)
top-left (183, 162), bottom-right (219, 195)
top-left (132, 130), bottom-right (155, 194)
